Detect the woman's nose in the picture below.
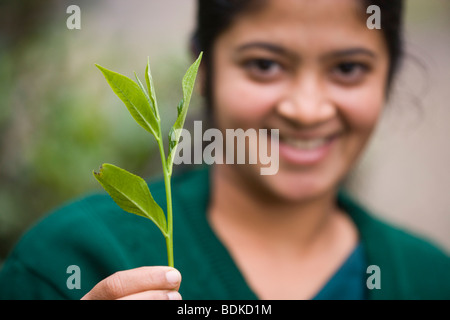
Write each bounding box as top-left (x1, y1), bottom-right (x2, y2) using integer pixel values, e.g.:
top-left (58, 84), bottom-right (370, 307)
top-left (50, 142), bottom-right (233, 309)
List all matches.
top-left (276, 75), bottom-right (336, 127)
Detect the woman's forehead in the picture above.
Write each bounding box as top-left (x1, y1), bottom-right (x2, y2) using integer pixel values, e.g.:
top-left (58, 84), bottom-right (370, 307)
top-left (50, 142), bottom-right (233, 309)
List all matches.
top-left (218, 0), bottom-right (385, 56)
top-left (232, 0), bottom-right (366, 24)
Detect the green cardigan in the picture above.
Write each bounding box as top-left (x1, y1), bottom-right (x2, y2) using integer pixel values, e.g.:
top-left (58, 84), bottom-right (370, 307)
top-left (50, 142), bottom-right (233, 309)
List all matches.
top-left (0, 166), bottom-right (449, 300)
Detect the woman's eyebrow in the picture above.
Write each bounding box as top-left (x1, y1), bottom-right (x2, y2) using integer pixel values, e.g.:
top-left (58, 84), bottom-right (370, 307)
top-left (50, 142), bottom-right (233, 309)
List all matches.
top-left (321, 48), bottom-right (377, 60)
top-left (236, 42), bottom-right (293, 57)
top-left (235, 43), bottom-right (377, 62)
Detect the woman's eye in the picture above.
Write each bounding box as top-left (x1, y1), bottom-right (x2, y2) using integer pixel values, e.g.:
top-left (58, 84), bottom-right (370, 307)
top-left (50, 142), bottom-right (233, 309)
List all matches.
top-left (253, 59), bottom-right (276, 71)
top-left (331, 62), bottom-right (369, 84)
top-left (244, 59), bottom-right (282, 81)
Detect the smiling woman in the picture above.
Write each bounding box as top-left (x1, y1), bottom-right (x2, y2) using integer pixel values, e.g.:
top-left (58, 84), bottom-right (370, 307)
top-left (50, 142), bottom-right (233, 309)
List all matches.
top-left (208, 0), bottom-right (389, 207)
top-left (203, 0), bottom-right (390, 299)
top-left (0, 0), bottom-right (449, 301)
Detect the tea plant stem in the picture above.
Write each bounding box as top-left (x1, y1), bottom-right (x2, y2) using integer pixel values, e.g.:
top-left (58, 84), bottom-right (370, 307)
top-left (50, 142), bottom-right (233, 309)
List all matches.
top-left (163, 165), bottom-right (174, 268)
top-left (157, 130), bottom-right (174, 268)
top-left (95, 55), bottom-right (202, 270)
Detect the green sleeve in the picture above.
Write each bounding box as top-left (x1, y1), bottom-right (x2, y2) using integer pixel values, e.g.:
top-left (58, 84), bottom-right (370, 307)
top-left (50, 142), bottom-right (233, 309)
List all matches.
top-left (0, 194), bottom-right (147, 300)
top-left (0, 253), bottom-right (70, 300)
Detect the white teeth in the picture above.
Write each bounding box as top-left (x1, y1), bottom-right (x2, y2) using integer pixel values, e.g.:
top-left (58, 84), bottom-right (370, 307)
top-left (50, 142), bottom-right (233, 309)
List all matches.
top-left (284, 137), bottom-right (328, 150)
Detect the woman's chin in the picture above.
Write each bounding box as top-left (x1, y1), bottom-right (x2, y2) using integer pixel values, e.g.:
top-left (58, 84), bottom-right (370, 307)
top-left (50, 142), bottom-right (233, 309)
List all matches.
top-left (257, 168), bottom-right (338, 204)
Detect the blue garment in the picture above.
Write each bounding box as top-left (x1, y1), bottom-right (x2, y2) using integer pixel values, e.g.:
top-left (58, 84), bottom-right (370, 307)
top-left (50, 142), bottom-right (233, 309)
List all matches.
top-left (313, 243), bottom-right (367, 300)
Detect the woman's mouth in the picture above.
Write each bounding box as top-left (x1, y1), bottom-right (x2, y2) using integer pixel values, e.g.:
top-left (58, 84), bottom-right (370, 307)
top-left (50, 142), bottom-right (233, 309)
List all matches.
top-left (277, 133), bottom-right (340, 166)
top-left (283, 136), bottom-right (330, 150)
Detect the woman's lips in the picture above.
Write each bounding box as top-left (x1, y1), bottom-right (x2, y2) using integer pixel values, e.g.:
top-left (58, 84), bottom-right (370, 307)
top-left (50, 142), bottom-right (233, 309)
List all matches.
top-left (277, 134), bottom-right (339, 166)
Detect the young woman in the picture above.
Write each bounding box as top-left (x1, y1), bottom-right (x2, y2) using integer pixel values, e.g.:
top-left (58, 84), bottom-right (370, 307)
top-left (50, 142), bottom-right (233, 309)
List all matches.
top-left (0, 0), bottom-right (449, 300)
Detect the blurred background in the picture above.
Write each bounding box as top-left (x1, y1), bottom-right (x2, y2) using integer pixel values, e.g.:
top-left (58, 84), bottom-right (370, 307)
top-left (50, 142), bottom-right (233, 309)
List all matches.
top-left (0, 0), bottom-right (449, 265)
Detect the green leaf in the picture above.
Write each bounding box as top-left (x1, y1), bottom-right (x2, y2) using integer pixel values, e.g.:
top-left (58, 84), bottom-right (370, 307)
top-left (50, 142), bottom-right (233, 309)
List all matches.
top-left (176, 98), bottom-right (184, 117)
top-left (93, 163), bottom-right (167, 236)
top-left (145, 57), bottom-right (160, 121)
top-left (167, 52), bottom-right (203, 174)
top-left (96, 64), bottom-right (160, 140)
top-left (134, 71), bottom-right (151, 105)
top-left (168, 127), bottom-right (177, 155)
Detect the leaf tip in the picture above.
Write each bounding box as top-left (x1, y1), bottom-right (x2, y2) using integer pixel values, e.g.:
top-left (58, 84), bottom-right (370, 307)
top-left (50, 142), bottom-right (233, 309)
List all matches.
top-left (95, 64), bottom-right (111, 78)
top-left (93, 164), bottom-right (105, 176)
top-left (194, 52), bottom-right (203, 66)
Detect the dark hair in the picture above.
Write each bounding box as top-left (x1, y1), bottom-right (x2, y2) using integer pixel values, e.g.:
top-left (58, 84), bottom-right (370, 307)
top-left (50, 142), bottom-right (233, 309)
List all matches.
top-left (368, 0), bottom-right (404, 87)
top-left (191, 0), bottom-right (404, 109)
top-left (191, 0), bottom-right (264, 114)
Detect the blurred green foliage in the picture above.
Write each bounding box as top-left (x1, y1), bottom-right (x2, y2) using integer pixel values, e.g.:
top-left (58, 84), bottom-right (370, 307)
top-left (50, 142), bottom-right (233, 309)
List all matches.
top-left (0, 1), bottom-right (200, 263)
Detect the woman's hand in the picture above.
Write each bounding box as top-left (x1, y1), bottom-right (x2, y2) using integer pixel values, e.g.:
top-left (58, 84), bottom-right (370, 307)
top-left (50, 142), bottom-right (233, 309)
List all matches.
top-left (81, 266), bottom-right (182, 300)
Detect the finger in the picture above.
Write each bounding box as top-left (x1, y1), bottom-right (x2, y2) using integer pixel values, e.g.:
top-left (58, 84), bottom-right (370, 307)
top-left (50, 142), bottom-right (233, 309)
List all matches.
top-left (118, 290), bottom-right (182, 300)
top-left (81, 266), bottom-right (181, 300)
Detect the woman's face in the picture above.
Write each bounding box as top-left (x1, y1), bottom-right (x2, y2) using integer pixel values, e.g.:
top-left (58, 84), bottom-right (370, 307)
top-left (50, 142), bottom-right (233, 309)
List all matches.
top-left (211, 0), bottom-right (390, 202)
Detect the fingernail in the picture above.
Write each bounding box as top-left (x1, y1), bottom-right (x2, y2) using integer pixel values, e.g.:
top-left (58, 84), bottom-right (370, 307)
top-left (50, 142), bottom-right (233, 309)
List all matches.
top-left (167, 291), bottom-right (182, 300)
top-left (165, 270), bottom-right (181, 285)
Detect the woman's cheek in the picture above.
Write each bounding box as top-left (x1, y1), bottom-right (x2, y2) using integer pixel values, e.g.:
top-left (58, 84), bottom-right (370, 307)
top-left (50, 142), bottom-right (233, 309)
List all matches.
top-left (216, 78), bottom-right (279, 126)
top-left (334, 87), bottom-right (384, 134)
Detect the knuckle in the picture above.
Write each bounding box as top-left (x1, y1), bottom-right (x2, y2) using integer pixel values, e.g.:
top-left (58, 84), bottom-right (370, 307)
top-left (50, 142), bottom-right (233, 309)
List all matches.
top-left (103, 272), bottom-right (125, 298)
top-left (146, 267), bottom-right (167, 288)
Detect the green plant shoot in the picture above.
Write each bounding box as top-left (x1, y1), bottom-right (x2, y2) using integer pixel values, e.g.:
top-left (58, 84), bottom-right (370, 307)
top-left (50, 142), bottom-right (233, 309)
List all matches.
top-left (93, 52), bottom-right (203, 268)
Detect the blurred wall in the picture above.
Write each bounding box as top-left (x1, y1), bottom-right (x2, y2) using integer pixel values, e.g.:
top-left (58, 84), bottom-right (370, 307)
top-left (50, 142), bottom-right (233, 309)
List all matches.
top-left (0, 0), bottom-right (449, 264)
